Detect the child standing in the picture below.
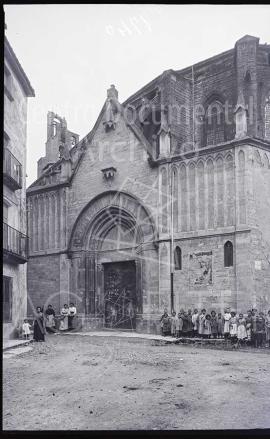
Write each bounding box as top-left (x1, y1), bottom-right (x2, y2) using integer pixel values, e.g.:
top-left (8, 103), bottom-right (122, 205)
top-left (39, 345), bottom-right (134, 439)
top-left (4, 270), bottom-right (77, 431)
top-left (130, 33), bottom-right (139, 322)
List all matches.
top-left (176, 312), bottom-right (183, 338)
top-left (254, 312), bottom-right (265, 348)
top-left (192, 309), bottom-right (199, 337)
top-left (251, 309), bottom-right (258, 346)
top-left (210, 311), bottom-right (218, 339)
top-left (245, 310), bottom-right (253, 343)
top-left (187, 309), bottom-right (193, 337)
top-left (181, 312), bottom-right (189, 337)
top-left (229, 311), bottom-right (238, 345)
top-left (22, 319), bottom-right (31, 339)
top-left (237, 313), bottom-right (247, 346)
top-left (217, 313), bottom-right (224, 338)
top-left (198, 309), bottom-right (206, 338)
top-left (265, 310), bottom-right (270, 348)
top-left (204, 315), bottom-right (212, 339)
top-left (170, 311), bottom-right (177, 337)
top-left (160, 310), bottom-right (171, 336)
top-left (224, 308), bottom-right (231, 340)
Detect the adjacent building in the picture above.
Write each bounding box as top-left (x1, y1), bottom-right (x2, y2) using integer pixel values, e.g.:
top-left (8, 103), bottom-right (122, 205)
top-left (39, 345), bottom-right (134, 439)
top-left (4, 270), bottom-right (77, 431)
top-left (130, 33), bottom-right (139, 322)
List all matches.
top-left (27, 35), bottom-right (270, 333)
top-left (3, 35), bottom-right (35, 338)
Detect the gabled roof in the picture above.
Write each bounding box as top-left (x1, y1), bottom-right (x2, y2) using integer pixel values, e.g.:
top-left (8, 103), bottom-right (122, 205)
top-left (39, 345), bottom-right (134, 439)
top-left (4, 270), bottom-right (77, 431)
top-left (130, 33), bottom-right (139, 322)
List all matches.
top-left (27, 159), bottom-right (61, 190)
top-left (28, 95), bottom-right (155, 190)
top-left (70, 96), bottom-right (155, 183)
top-left (4, 36), bottom-right (35, 97)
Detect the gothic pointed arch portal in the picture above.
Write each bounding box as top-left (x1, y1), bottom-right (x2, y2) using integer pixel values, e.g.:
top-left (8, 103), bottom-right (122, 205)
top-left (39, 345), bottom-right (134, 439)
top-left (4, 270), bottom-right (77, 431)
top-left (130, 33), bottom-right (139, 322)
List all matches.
top-left (68, 191), bottom-right (158, 330)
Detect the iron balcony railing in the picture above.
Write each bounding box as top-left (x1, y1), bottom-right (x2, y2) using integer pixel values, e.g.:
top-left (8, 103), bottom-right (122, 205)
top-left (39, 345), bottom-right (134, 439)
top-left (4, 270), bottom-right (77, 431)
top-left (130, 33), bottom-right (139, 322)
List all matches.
top-left (3, 147), bottom-right (22, 190)
top-left (3, 222), bottom-right (28, 263)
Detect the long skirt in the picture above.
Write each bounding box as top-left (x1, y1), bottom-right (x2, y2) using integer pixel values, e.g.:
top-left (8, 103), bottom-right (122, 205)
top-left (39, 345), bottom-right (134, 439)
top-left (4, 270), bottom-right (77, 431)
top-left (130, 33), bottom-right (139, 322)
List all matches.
top-left (230, 324), bottom-right (238, 337)
top-left (224, 320), bottom-right (230, 334)
top-left (46, 314), bottom-right (55, 329)
top-left (59, 316), bottom-right (69, 331)
top-left (198, 320), bottom-right (205, 335)
top-left (237, 324), bottom-right (247, 340)
top-left (217, 320), bottom-right (224, 335)
top-left (68, 315), bottom-right (76, 330)
top-left (171, 319), bottom-right (177, 336)
top-left (266, 327), bottom-right (270, 342)
top-left (33, 319), bottom-right (45, 341)
top-left (161, 318), bottom-right (171, 336)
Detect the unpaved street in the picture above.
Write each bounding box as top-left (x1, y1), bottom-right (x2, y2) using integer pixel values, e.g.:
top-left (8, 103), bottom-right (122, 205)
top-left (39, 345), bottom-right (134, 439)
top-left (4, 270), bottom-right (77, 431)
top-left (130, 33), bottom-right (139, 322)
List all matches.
top-left (3, 334), bottom-right (270, 430)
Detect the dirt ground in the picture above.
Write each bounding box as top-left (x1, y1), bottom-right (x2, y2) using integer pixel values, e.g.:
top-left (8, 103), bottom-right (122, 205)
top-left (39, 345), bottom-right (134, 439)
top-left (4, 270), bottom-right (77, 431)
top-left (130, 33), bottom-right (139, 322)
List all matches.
top-left (3, 334), bottom-right (270, 430)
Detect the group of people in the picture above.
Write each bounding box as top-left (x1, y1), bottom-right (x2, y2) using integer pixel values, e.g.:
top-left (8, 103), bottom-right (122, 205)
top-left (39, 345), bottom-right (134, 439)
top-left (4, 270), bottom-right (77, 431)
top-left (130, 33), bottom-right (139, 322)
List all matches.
top-left (160, 308), bottom-right (270, 348)
top-left (22, 303), bottom-right (77, 342)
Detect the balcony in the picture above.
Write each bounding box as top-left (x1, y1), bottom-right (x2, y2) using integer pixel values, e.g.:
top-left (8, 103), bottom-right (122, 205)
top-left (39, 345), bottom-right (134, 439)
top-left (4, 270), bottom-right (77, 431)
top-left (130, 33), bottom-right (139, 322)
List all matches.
top-left (3, 148), bottom-right (22, 190)
top-left (3, 222), bottom-right (28, 264)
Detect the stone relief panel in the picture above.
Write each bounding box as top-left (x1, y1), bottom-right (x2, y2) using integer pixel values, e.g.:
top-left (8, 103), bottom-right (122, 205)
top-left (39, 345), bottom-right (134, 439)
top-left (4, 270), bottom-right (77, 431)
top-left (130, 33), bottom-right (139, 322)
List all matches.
top-left (189, 251), bottom-right (213, 286)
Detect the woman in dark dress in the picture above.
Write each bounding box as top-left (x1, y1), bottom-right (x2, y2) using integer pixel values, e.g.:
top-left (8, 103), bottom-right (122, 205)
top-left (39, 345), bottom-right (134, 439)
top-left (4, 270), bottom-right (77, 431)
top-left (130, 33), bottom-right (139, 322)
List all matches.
top-left (160, 310), bottom-right (171, 336)
top-left (181, 312), bottom-right (189, 337)
top-left (45, 304), bottom-right (57, 333)
top-left (33, 307), bottom-right (46, 342)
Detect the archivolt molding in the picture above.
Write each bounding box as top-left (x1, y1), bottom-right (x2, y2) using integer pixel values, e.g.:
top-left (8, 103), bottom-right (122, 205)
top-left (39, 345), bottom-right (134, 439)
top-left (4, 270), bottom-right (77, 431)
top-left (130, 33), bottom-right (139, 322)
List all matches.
top-left (68, 191), bottom-right (157, 253)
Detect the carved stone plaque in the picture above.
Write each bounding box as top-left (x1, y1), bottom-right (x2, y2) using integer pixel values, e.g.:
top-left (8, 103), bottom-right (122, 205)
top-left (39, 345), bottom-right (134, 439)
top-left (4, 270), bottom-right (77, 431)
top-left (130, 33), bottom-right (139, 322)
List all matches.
top-left (189, 251), bottom-right (213, 286)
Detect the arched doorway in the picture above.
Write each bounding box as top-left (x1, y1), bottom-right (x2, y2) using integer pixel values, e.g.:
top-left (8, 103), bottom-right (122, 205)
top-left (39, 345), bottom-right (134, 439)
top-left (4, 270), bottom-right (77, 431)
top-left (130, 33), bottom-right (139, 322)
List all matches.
top-left (68, 191), bottom-right (157, 330)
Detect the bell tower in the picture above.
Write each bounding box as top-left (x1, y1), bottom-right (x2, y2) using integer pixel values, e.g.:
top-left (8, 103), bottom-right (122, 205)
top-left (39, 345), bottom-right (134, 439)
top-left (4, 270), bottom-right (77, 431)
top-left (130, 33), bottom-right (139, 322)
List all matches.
top-left (37, 111), bottom-right (79, 178)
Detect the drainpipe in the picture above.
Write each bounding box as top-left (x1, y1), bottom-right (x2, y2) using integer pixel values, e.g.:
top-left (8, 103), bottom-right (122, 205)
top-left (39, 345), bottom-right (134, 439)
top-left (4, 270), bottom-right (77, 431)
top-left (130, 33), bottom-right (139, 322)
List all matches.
top-left (192, 65), bottom-right (195, 149)
top-left (170, 164), bottom-right (174, 313)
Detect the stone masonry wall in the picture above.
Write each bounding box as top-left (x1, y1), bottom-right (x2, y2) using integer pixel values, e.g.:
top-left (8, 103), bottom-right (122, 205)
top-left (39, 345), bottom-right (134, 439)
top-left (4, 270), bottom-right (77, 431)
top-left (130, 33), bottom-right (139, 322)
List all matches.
top-left (249, 146), bottom-right (270, 311)
top-left (4, 54), bottom-right (29, 338)
top-left (68, 112), bottom-right (159, 243)
top-left (27, 254), bottom-right (60, 315)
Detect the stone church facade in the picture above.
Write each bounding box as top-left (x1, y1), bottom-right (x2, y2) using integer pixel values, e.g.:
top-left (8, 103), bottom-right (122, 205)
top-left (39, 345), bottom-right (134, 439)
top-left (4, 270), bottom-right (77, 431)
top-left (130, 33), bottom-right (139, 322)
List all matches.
top-left (27, 35), bottom-right (270, 333)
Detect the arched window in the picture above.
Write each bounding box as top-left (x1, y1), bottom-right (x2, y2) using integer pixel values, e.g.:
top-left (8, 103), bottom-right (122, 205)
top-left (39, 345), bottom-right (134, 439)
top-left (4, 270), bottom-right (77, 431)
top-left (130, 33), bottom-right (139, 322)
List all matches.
top-left (52, 122), bottom-right (57, 137)
top-left (205, 100), bottom-right (225, 146)
top-left (224, 241), bottom-right (233, 267)
top-left (243, 72), bottom-right (252, 130)
top-left (244, 71), bottom-right (251, 83)
top-left (265, 94), bottom-right (270, 140)
top-left (174, 246), bottom-right (182, 270)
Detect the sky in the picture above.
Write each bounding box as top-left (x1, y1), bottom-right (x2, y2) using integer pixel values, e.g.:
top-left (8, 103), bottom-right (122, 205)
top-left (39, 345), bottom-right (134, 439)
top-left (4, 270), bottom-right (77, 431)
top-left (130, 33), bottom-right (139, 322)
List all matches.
top-left (4, 4), bottom-right (270, 185)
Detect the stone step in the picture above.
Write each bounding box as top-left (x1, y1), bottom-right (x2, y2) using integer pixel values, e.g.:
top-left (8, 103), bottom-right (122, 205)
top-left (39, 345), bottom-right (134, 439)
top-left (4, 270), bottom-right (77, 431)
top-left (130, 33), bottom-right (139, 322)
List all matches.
top-left (59, 330), bottom-right (229, 345)
top-left (3, 339), bottom-right (34, 352)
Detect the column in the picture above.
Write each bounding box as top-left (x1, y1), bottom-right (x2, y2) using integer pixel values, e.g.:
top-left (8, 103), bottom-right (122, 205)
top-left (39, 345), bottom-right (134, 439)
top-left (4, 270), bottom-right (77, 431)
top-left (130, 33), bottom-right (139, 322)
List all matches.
top-left (60, 189), bottom-right (67, 249)
top-left (135, 257), bottom-right (143, 314)
top-left (38, 195), bottom-right (42, 251)
top-left (85, 254), bottom-right (96, 315)
top-left (44, 195), bottom-right (48, 251)
top-left (29, 198), bottom-right (34, 253)
top-left (33, 196), bottom-right (37, 251)
top-left (51, 194), bottom-right (55, 249)
top-left (59, 253), bottom-right (70, 308)
top-left (55, 192), bottom-right (59, 249)
top-left (48, 194), bottom-right (53, 249)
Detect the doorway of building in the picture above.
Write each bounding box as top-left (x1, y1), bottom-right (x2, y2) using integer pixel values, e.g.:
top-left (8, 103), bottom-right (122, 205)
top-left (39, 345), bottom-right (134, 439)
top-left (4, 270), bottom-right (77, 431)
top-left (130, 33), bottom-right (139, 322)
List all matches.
top-left (103, 260), bottom-right (136, 330)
